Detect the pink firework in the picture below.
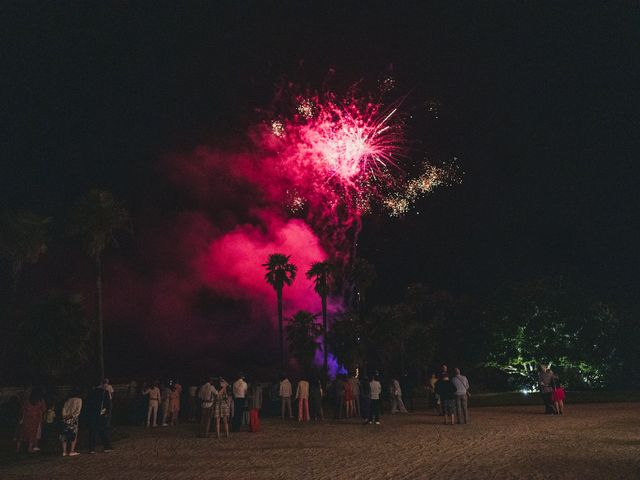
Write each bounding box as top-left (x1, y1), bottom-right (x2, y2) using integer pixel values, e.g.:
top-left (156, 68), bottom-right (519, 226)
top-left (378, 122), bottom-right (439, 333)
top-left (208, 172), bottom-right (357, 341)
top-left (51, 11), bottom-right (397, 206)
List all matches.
top-left (288, 96), bottom-right (401, 184)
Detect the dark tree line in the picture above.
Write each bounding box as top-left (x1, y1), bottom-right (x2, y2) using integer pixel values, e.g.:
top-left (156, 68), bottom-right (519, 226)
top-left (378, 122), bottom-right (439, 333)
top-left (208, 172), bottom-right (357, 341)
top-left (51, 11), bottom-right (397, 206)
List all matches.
top-left (0, 190), bottom-right (130, 384)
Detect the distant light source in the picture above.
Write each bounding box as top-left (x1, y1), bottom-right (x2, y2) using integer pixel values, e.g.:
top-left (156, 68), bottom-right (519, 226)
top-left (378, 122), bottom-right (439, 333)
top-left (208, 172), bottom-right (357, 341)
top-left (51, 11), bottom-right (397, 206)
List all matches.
top-left (520, 389), bottom-right (530, 395)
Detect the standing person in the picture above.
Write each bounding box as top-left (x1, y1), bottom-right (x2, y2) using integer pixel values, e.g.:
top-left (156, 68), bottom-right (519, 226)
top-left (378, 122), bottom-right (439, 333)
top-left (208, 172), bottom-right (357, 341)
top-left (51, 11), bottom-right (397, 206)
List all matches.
top-left (249, 382), bottom-right (263, 432)
top-left (214, 378), bottom-right (231, 439)
top-left (334, 376), bottom-right (345, 419)
top-left (360, 376), bottom-right (371, 424)
top-left (160, 381), bottom-right (172, 426)
top-left (188, 384), bottom-right (199, 422)
top-left (232, 373), bottom-right (248, 432)
top-left (309, 375), bottom-right (324, 421)
top-left (199, 377), bottom-right (216, 438)
top-left (102, 378), bottom-right (114, 427)
top-left (401, 374), bottom-right (415, 412)
top-left (369, 375), bottom-right (382, 425)
top-left (390, 376), bottom-right (408, 414)
top-left (435, 373), bottom-right (456, 425)
top-left (86, 384), bottom-right (113, 453)
top-left (15, 387), bottom-right (46, 453)
top-left (60, 387), bottom-right (82, 457)
top-left (451, 368), bottom-right (470, 424)
top-left (295, 376), bottom-right (310, 422)
top-left (344, 377), bottom-right (354, 418)
top-left (538, 365), bottom-right (557, 415)
top-left (428, 373), bottom-right (439, 414)
top-left (133, 382), bottom-right (148, 426)
top-left (348, 373), bottom-right (360, 416)
top-left (551, 377), bottom-right (566, 415)
top-left (169, 381), bottom-right (182, 426)
top-left (143, 381), bottom-right (161, 427)
top-left (279, 374), bottom-right (293, 419)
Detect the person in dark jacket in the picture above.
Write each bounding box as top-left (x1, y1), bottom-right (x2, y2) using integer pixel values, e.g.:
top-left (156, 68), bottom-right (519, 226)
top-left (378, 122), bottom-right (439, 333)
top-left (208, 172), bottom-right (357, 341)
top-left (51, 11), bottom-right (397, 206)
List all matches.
top-left (434, 373), bottom-right (457, 425)
top-left (86, 384), bottom-right (113, 453)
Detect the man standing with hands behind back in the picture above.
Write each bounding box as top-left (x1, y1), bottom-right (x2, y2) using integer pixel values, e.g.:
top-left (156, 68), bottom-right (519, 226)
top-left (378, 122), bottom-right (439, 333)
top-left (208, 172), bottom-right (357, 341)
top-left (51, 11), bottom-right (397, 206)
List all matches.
top-left (232, 373), bottom-right (248, 432)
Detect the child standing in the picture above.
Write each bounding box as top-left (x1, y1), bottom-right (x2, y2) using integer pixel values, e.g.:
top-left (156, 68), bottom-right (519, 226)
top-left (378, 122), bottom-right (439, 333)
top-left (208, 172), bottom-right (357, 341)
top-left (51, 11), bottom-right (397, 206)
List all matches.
top-left (552, 378), bottom-right (566, 415)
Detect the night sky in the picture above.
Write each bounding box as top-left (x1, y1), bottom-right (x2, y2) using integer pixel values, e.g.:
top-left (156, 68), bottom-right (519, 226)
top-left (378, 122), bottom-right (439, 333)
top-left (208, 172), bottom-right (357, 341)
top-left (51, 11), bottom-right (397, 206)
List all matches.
top-left (3, 2), bottom-right (639, 367)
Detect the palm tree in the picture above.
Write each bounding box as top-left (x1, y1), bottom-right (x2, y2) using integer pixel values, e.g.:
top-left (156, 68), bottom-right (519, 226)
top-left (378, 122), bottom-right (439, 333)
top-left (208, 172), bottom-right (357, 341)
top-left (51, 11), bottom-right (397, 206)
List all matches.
top-left (0, 209), bottom-right (50, 382)
top-left (0, 209), bottom-right (51, 294)
top-left (263, 253), bottom-right (297, 368)
top-left (69, 189), bottom-right (130, 380)
top-left (306, 260), bottom-right (336, 373)
top-left (285, 310), bottom-right (322, 373)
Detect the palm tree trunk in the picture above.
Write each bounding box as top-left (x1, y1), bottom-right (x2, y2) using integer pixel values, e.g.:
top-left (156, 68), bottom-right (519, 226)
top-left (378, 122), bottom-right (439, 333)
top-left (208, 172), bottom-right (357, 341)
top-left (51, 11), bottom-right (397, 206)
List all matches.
top-left (277, 287), bottom-right (284, 370)
top-left (96, 254), bottom-right (105, 381)
top-left (322, 294), bottom-right (328, 374)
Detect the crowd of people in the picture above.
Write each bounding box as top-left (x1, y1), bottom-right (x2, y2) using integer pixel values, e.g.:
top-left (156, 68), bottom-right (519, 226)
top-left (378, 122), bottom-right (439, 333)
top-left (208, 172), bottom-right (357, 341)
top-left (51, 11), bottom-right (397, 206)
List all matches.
top-left (15, 364), bottom-right (547, 457)
top-left (14, 380), bottom-right (114, 455)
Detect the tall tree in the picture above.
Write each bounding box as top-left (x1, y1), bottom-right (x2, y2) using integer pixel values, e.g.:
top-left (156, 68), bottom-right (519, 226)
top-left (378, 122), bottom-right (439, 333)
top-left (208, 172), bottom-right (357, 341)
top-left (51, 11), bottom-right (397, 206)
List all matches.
top-left (306, 260), bottom-right (336, 374)
top-left (348, 258), bottom-right (376, 375)
top-left (327, 310), bottom-right (364, 374)
top-left (263, 253), bottom-right (297, 368)
top-left (19, 291), bottom-right (90, 382)
top-left (69, 189), bottom-right (130, 380)
top-left (286, 310), bottom-right (322, 373)
top-left (0, 209), bottom-right (51, 294)
top-left (350, 258), bottom-right (376, 317)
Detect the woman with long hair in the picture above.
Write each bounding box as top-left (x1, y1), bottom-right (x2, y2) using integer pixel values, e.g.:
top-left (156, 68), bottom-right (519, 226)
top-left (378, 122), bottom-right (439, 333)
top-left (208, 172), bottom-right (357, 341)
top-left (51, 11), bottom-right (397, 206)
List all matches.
top-left (60, 387), bottom-right (83, 457)
top-left (16, 387), bottom-right (46, 453)
top-left (214, 378), bottom-right (231, 439)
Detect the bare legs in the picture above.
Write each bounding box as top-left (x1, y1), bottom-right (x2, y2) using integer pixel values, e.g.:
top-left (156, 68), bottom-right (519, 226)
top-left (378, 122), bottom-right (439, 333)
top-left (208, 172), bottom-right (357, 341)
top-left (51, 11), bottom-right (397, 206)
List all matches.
top-left (215, 417), bottom-right (230, 438)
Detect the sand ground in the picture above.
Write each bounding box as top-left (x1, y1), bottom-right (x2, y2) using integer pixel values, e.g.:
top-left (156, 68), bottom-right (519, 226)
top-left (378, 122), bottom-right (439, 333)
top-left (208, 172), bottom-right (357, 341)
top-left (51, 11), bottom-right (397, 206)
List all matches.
top-left (4, 403), bottom-right (640, 480)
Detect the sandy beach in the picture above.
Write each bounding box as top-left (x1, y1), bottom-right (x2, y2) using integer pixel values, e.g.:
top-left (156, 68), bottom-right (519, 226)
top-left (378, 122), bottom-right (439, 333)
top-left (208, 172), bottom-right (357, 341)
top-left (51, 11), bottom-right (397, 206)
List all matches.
top-left (4, 402), bottom-right (640, 480)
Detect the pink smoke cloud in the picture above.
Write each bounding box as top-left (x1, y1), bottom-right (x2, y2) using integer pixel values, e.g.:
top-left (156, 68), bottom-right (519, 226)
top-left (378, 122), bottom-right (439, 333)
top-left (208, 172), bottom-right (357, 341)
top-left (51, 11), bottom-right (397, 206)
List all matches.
top-left (198, 213), bottom-right (329, 322)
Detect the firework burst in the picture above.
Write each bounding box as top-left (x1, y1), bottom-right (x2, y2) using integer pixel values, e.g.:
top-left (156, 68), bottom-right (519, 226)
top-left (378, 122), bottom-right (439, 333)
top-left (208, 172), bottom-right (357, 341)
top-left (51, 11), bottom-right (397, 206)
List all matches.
top-left (261, 81), bottom-right (458, 267)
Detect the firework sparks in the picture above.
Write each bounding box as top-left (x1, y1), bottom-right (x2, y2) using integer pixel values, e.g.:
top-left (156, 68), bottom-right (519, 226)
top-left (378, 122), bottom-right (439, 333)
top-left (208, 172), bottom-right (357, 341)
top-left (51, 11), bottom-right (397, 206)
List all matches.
top-left (284, 99), bottom-right (401, 182)
top-left (271, 120), bottom-right (285, 137)
top-left (296, 98), bottom-right (315, 119)
top-left (379, 76), bottom-right (396, 93)
top-left (261, 82), bottom-right (459, 266)
top-left (286, 189), bottom-right (306, 214)
top-left (383, 163), bottom-right (460, 217)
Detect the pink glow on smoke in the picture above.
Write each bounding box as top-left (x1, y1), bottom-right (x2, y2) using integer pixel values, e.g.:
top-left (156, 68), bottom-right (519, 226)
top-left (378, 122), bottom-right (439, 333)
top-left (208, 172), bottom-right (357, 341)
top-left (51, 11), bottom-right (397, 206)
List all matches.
top-left (198, 214), bottom-right (330, 321)
top-left (105, 88), bottom-right (410, 366)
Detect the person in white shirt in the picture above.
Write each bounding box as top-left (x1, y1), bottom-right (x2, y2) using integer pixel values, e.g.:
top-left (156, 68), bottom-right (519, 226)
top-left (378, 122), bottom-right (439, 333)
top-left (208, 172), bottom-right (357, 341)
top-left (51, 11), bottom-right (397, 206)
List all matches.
top-left (60, 387), bottom-right (82, 457)
top-left (143, 381), bottom-right (161, 427)
top-left (369, 375), bottom-right (382, 424)
top-left (451, 368), bottom-right (470, 424)
top-left (390, 377), bottom-right (408, 414)
top-left (279, 375), bottom-right (293, 419)
top-left (102, 378), bottom-right (114, 399)
top-left (231, 374), bottom-right (248, 432)
top-left (198, 377), bottom-right (216, 437)
top-left (295, 377), bottom-right (310, 422)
